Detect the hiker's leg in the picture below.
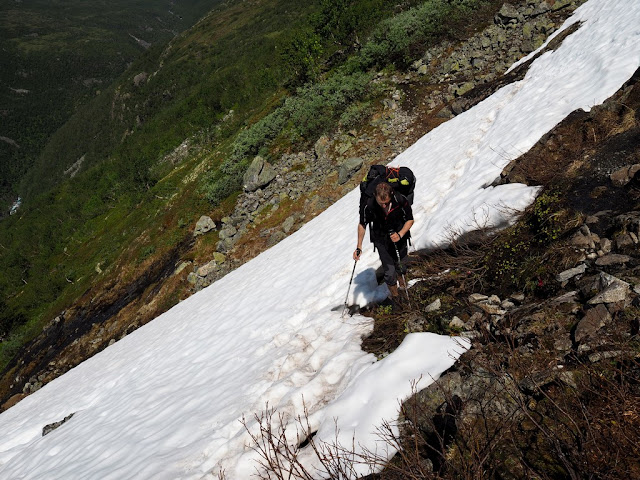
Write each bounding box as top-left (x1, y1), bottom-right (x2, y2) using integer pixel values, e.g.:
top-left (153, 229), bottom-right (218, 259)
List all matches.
top-left (375, 242), bottom-right (398, 288)
top-left (388, 238), bottom-right (409, 289)
top-left (379, 245), bottom-right (403, 307)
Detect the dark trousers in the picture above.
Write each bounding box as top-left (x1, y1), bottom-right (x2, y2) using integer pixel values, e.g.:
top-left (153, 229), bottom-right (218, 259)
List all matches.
top-left (374, 237), bottom-right (408, 286)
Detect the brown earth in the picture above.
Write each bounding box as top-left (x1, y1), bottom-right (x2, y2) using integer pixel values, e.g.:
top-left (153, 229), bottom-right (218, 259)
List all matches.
top-left (359, 68), bottom-right (640, 480)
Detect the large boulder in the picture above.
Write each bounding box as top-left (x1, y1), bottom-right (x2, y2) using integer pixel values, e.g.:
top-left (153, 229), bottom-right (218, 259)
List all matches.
top-left (413, 366), bottom-right (525, 450)
top-left (574, 304), bottom-right (611, 344)
top-left (556, 264), bottom-right (586, 283)
top-left (243, 156), bottom-right (277, 192)
top-left (338, 157), bottom-right (363, 185)
top-left (314, 135), bottom-right (331, 160)
top-left (495, 3), bottom-right (522, 25)
top-left (610, 164), bottom-right (640, 187)
top-left (133, 72), bottom-right (148, 87)
top-left (551, 0), bottom-right (574, 11)
top-left (194, 215), bottom-right (215, 237)
top-left (587, 272), bottom-right (631, 304)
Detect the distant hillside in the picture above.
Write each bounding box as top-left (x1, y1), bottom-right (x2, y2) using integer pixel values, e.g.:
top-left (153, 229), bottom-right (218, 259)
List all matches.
top-left (18, 0), bottom-right (321, 200)
top-left (0, 0), bottom-right (221, 212)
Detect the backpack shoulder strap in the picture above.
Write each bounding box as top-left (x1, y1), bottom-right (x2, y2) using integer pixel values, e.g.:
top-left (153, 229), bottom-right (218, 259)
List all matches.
top-left (394, 193), bottom-right (413, 222)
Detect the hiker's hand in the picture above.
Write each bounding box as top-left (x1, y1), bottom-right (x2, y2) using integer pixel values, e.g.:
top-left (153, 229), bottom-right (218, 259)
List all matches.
top-left (353, 248), bottom-right (362, 261)
top-left (390, 232), bottom-right (401, 243)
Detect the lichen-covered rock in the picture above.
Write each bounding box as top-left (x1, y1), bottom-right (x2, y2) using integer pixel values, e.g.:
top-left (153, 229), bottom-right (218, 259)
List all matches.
top-left (610, 164), bottom-right (640, 186)
top-left (43, 413), bottom-right (75, 437)
top-left (133, 72), bottom-right (147, 87)
top-left (550, 0), bottom-right (574, 11)
top-left (495, 3), bottom-right (522, 25)
top-left (281, 215), bottom-right (296, 234)
top-left (194, 215), bottom-right (215, 237)
top-left (425, 298), bottom-right (442, 313)
top-left (449, 317), bottom-right (465, 329)
top-left (314, 135), bottom-right (331, 160)
top-left (587, 272), bottom-right (631, 304)
top-left (338, 157), bottom-right (364, 185)
top-left (519, 368), bottom-right (562, 394)
top-left (196, 260), bottom-right (219, 278)
top-left (266, 230), bottom-right (286, 247)
top-left (469, 293), bottom-right (489, 303)
top-left (556, 264), bottom-right (586, 282)
top-left (594, 253), bottom-right (631, 267)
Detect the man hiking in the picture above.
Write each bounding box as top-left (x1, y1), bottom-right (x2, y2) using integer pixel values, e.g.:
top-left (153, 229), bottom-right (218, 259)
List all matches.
top-left (354, 181), bottom-right (414, 303)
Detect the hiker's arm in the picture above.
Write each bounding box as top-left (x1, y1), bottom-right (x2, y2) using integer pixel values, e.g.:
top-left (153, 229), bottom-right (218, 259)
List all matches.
top-left (354, 223), bottom-right (366, 260)
top-left (390, 219), bottom-right (414, 243)
top-left (399, 219), bottom-right (413, 238)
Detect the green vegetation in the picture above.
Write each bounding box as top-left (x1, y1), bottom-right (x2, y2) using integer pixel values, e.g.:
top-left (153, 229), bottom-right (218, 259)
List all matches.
top-left (230, 70), bottom-right (375, 161)
top-left (484, 191), bottom-right (570, 294)
top-left (226, 0), bottom-right (495, 174)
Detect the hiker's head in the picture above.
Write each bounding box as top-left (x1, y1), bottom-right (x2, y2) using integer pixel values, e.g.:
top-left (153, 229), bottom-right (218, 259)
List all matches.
top-left (375, 182), bottom-right (393, 208)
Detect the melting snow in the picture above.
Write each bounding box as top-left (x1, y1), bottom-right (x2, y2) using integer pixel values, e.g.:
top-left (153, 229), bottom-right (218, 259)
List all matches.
top-left (0, 1), bottom-right (639, 478)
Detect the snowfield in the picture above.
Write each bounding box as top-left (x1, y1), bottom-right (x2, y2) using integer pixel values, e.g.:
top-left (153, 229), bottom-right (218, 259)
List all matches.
top-left (1, 1), bottom-right (639, 478)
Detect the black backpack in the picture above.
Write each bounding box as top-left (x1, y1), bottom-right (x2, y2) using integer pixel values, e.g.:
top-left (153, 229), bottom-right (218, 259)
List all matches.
top-left (359, 165), bottom-right (416, 207)
top-left (359, 165), bottom-right (416, 248)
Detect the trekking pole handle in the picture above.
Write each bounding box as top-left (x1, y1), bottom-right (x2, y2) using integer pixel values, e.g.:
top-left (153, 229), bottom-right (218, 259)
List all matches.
top-left (388, 229), bottom-right (401, 243)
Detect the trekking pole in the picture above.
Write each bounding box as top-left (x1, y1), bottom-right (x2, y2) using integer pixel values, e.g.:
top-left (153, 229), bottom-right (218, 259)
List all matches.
top-left (390, 231), bottom-right (411, 306)
top-left (341, 259), bottom-right (358, 318)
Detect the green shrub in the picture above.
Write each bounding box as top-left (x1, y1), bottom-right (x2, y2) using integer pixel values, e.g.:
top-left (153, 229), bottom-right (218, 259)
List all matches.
top-left (0, 300), bottom-right (27, 338)
top-left (201, 158), bottom-right (250, 206)
top-left (138, 245), bottom-right (156, 263)
top-left (230, 70), bottom-right (374, 156)
top-left (312, 0), bottom-right (393, 49)
top-left (280, 28), bottom-right (324, 86)
top-left (287, 70), bottom-right (373, 138)
top-left (355, 0), bottom-right (484, 70)
top-left (339, 100), bottom-right (372, 128)
top-left (232, 111), bottom-right (287, 161)
top-left (484, 190), bottom-right (568, 295)
top-left (529, 191), bottom-right (563, 244)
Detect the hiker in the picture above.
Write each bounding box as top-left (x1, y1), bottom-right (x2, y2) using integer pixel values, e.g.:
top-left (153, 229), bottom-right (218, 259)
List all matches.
top-left (354, 181), bottom-right (414, 301)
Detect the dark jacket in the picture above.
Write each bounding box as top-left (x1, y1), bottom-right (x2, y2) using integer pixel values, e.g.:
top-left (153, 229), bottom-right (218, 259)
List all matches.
top-left (360, 193), bottom-right (413, 243)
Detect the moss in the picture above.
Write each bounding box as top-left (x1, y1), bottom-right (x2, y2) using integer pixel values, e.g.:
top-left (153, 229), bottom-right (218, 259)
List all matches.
top-left (481, 190), bottom-right (573, 296)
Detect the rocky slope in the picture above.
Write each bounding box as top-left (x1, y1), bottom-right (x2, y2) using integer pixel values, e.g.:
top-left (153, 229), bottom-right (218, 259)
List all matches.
top-left (363, 66), bottom-right (640, 478)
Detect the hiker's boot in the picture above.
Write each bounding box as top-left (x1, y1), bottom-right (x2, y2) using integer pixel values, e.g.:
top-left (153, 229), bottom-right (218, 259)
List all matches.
top-left (397, 275), bottom-right (407, 293)
top-left (388, 285), bottom-right (404, 310)
top-left (388, 284), bottom-right (399, 299)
